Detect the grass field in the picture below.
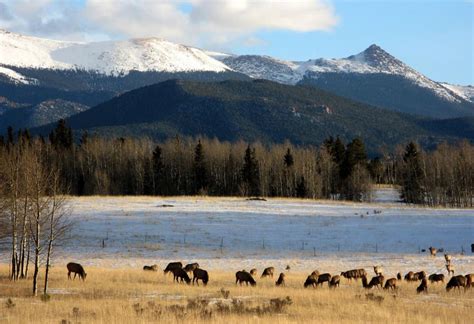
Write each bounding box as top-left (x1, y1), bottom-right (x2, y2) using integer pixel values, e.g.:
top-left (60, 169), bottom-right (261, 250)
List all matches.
top-left (0, 264), bottom-right (473, 323)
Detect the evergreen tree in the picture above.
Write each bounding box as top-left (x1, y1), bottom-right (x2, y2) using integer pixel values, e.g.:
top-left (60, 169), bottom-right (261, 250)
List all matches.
top-left (284, 148), bottom-right (294, 168)
top-left (49, 119), bottom-right (73, 150)
top-left (401, 142), bottom-right (425, 204)
top-left (193, 140), bottom-right (208, 193)
top-left (152, 145), bottom-right (164, 195)
top-left (296, 176), bottom-right (308, 198)
top-left (341, 137), bottom-right (367, 179)
top-left (241, 145), bottom-right (260, 196)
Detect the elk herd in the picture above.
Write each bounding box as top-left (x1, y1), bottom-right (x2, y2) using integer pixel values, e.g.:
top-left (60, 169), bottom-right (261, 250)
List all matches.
top-left (65, 254), bottom-right (473, 295)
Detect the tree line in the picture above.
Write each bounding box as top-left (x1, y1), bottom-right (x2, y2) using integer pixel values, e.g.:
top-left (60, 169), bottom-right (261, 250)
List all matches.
top-left (0, 120), bottom-right (472, 208)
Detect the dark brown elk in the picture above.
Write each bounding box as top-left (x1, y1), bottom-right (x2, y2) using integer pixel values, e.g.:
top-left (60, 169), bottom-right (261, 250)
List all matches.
top-left (341, 269), bottom-right (366, 280)
top-left (192, 268), bottom-right (208, 286)
top-left (172, 268), bottom-right (191, 284)
top-left (446, 264), bottom-right (455, 276)
top-left (446, 275), bottom-right (466, 292)
top-left (261, 267), bottom-right (275, 278)
top-left (428, 273), bottom-right (445, 284)
top-left (236, 270), bottom-right (256, 286)
top-left (404, 271), bottom-right (416, 282)
top-left (383, 278), bottom-right (397, 290)
top-left (373, 266), bottom-right (383, 276)
top-left (143, 264), bottom-right (158, 271)
top-left (67, 262), bottom-right (87, 281)
top-left (304, 274), bottom-right (318, 288)
top-left (250, 268), bottom-right (258, 276)
top-left (329, 275), bottom-right (340, 288)
top-left (397, 272), bottom-right (402, 280)
top-left (183, 263), bottom-right (199, 273)
top-left (416, 278), bottom-right (428, 294)
top-left (164, 262), bottom-right (183, 275)
top-left (414, 271), bottom-right (427, 280)
top-left (465, 274), bottom-right (474, 288)
top-left (429, 246), bottom-right (437, 257)
top-left (317, 273), bottom-right (332, 287)
top-left (368, 275), bottom-right (384, 289)
top-left (275, 273), bottom-right (285, 287)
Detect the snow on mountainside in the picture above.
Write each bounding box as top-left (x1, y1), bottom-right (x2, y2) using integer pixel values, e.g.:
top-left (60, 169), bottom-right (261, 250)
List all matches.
top-left (0, 66), bottom-right (38, 85)
top-left (0, 29), bottom-right (229, 76)
top-left (440, 83), bottom-right (474, 103)
top-left (216, 44), bottom-right (466, 104)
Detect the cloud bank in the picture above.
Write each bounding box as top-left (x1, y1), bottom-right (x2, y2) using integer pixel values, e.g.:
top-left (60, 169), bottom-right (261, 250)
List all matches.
top-left (0, 0), bottom-right (338, 48)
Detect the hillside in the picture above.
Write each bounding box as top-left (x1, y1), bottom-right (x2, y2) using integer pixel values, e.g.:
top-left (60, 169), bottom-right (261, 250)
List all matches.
top-left (35, 79), bottom-right (473, 154)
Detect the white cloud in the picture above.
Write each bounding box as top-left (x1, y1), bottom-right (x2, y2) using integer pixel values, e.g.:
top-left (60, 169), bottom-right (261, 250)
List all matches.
top-left (0, 0), bottom-right (339, 47)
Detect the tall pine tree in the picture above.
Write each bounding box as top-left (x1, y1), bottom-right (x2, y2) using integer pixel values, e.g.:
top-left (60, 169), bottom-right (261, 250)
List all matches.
top-left (193, 140), bottom-right (208, 194)
top-left (401, 142), bottom-right (425, 204)
top-left (242, 145), bottom-right (260, 196)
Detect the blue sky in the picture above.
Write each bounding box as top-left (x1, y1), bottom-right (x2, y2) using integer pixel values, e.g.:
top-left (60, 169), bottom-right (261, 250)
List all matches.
top-left (0, 0), bottom-right (472, 84)
top-left (240, 1), bottom-right (473, 85)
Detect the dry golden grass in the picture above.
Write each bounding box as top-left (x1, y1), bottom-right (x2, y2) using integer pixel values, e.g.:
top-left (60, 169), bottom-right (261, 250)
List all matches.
top-left (0, 264), bottom-right (473, 323)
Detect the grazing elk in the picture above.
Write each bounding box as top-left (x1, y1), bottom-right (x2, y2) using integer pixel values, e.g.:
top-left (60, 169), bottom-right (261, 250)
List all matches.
top-left (414, 271), bottom-right (427, 280)
top-left (172, 268), bottom-right (191, 284)
top-left (236, 270), bottom-right (256, 286)
top-left (416, 278), bottom-right (428, 294)
top-left (383, 278), bottom-right (397, 290)
top-left (444, 254), bottom-right (452, 264)
top-left (317, 273), bottom-right (332, 287)
top-left (446, 264), bottom-right (455, 276)
top-left (304, 274), bottom-right (318, 288)
top-left (250, 268), bottom-right (258, 277)
top-left (465, 274), bottom-right (474, 288)
top-left (143, 264), bottom-right (158, 271)
top-left (67, 262), bottom-right (87, 281)
top-left (404, 271), bottom-right (416, 282)
top-left (192, 268), bottom-right (209, 286)
top-left (341, 269), bottom-right (366, 281)
top-left (164, 262), bottom-right (183, 275)
top-left (373, 266), bottom-right (383, 276)
top-left (397, 272), bottom-right (402, 280)
top-left (429, 246), bottom-right (437, 257)
top-left (329, 275), bottom-right (340, 289)
top-left (261, 267), bottom-right (275, 278)
top-left (183, 263), bottom-right (199, 273)
top-left (368, 275), bottom-right (384, 289)
top-left (428, 273), bottom-right (445, 284)
top-left (446, 275), bottom-right (467, 292)
top-left (275, 273), bottom-right (286, 287)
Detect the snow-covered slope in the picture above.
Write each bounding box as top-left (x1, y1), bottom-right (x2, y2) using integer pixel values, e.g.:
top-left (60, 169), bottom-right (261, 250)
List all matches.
top-left (440, 83), bottom-right (474, 103)
top-left (219, 44), bottom-right (467, 104)
top-left (0, 66), bottom-right (38, 85)
top-left (0, 29), bottom-right (229, 75)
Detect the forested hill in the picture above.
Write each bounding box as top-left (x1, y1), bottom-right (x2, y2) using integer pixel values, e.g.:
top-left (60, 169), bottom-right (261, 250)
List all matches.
top-left (35, 79), bottom-right (474, 154)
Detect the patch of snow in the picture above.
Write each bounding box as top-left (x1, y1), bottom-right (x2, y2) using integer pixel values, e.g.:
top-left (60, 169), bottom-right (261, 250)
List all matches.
top-left (440, 83), bottom-right (474, 103)
top-left (0, 66), bottom-right (37, 85)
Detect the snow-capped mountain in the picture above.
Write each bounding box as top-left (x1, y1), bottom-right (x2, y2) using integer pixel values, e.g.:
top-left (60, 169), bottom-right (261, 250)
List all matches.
top-left (219, 44), bottom-right (466, 104)
top-left (217, 44), bottom-right (473, 118)
top-left (0, 29), bottom-right (229, 78)
top-left (0, 29), bottom-right (472, 120)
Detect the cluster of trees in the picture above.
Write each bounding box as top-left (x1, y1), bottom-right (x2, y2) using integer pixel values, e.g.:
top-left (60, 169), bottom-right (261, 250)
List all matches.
top-left (0, 120), bottom-right (472, 208)
top-left (0, 132), bottom-right (70, 296)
